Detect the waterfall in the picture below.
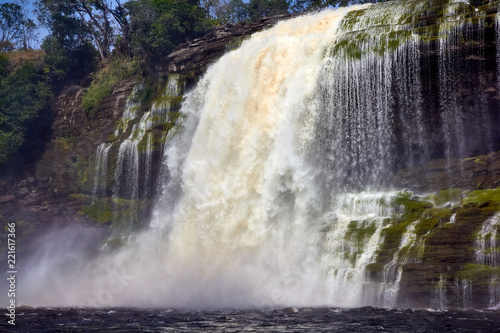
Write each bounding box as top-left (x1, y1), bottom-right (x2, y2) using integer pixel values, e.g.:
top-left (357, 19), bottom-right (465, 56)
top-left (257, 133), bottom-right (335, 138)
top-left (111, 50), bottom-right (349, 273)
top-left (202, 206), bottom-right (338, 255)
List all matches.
top-left (455, 278), bottom-right (473, 310)
top-left (92, 142), bottom-right (112, 202)
top-left (90, 75), bottom-right (182, 228)
top-left (475, 213), bottom-right (500, 266)
top-left (432, 274), bottom-right (448, 310)
top-left (19, 1), bottom-right (500, 309)
top-left (379, 221), bottom-right (422, 308)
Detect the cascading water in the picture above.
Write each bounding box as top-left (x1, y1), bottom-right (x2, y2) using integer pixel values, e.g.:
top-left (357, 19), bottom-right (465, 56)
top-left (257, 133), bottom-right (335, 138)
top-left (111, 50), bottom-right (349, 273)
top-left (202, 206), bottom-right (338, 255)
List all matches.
top-left (476, 213), bottom-right (500, 266)
top-left (475, 213), bottom-right (500, 308)
top-left (379, 220), bottom-right (423, 308)
top-left (433, 274), bottom-right (449, 310)
top-left (18, 0), bottom-right (500, 309)
top-left (92, 142), bottom-right (112, 202)
top-left (90, 75), bottom-right (182, 228)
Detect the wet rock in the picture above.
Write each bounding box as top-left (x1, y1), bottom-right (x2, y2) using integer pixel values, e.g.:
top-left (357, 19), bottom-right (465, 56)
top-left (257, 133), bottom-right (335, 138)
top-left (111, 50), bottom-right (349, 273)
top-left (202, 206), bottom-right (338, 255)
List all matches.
top-left (162, 14), bottom-right (296, 81)
top-left (396, 151), bottom-right (500, 192)
top-left (15, 187), bottom-right (30, 198)
top-left (0, 194), bottom-right (15, 203)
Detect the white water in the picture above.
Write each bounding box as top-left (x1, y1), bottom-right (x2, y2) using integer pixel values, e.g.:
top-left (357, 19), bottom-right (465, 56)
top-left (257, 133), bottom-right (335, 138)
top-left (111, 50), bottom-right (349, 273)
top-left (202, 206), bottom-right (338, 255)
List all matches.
top-left (433, 274), bottom-right (448, 310)
top-left (475, 213), bottom-right (500, 266)
top-left (379, 220), bottom-right (422, 308)
top-left (92, 142), bottom-right (112, 202)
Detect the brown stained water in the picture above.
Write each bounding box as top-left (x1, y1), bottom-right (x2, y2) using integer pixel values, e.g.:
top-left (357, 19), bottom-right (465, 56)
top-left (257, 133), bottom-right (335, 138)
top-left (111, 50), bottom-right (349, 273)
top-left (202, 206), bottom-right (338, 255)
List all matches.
top-left (2, 307), bottom-right (500, 332)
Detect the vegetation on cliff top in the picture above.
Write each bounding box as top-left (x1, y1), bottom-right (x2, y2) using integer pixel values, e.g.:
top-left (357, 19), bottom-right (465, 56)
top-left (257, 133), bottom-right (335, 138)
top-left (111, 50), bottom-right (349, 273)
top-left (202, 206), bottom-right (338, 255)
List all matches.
top-left (0, 52), bottom-right (51, 170)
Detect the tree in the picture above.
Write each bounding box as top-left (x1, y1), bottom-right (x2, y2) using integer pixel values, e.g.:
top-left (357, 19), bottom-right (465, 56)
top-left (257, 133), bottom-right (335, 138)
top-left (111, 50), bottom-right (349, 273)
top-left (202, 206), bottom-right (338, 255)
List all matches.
top-left (246, 0), bottom-right (289, 21)
top-left (69, 0), bottom-right (129, 60)
top-left (291, 0), bottom-right (389, 12)
top-left (214, 0), bottom-right (248, 24)
top-left (16, 0), bottom-right (39, 49)
top-left (37, 0), bottom-right (128, 60)
top-left (0, 59), bottom-right (51, 167)
top-left (127, 0), bottom-right (212, 67)
top-left (0, 3), bottom-right (22, 52)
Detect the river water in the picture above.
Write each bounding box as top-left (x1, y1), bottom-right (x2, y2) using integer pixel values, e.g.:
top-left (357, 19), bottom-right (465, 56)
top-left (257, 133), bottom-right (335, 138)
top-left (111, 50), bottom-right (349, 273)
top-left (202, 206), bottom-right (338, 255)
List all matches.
top-left (3, 307), bottom-right (500, 332)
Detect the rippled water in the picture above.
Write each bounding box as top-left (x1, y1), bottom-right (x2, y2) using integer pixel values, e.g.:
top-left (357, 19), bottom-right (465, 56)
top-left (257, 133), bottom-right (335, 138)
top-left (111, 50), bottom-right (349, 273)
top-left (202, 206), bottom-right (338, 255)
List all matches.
top-left (3, 307), bottom-right (500, 332)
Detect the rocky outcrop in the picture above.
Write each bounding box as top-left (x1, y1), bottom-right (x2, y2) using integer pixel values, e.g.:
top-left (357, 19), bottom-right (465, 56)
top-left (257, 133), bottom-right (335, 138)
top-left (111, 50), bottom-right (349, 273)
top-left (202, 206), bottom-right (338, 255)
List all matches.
top-left (161, 14), bottom-right (296, 86)
top-left (0, 80), bottom-right (138, 240)
top-left (397, 151), bottom-right (500, 192)
top-left (35, 79), bottom-right (137, 196)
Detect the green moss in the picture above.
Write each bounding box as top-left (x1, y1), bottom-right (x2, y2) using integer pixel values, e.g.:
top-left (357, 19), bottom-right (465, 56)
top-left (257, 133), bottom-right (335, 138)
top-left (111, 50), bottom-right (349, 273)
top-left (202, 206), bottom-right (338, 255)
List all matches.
top-left (366, 262), bottom-right (385, 273)
top-left (74, 155), bottom-right (92, 192)
top-left (103, 237), bottom-right (127, 251)
top-left (54, 136), bottom-right (75, 151)
top-left (152, 95), bottom-right (184, 107)
top-left (461, 188), bottom-right (500, 207)
top-left (139, 78), bottom-right (156, 106)
top-left (344, 220), bottom-right (378, 244)
top-left (428, 188), bottom-right (462, 206)
top-left (422, 207), bottom-right (453, 219)
top-left (331, 38), bottom-right (362, 60)
top-left (415, 217), bottom-right (439, 236)
top-left (456, 263), bottom-right (500, 283)
top-left (84, 201), bottom-right (112, 224)
top-left (380, 220), bottom-right (414, 254)
top-left (395, 192), bottom-right (434, 213)
top-left (69, 193), bottom-right (92, 203)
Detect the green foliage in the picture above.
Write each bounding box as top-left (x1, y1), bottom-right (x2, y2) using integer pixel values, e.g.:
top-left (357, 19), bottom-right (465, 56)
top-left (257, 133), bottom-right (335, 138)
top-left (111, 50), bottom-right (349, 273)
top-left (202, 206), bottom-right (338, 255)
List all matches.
top-left (214, 0), bottom-right (249, 24)
top-left (246, 0), bottom-right (290, 21)
top-left (36, 0), bottom-right (98, 82)
top-left (127, 0), bottom-right (213, 62)
top-left (291, 0), bottom-right (389, 12)
top-left (82, 58), bottom-right (141, 114)
top-left (41, 35), bottom-right (98, 83)
top-left (0, 59), bottom-right (51, 168)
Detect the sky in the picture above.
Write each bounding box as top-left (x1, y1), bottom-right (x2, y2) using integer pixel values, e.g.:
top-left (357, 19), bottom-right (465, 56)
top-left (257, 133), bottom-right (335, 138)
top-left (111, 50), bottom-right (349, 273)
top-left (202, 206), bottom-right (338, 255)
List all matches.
top-left (0, 0), bottom-right (48, 49)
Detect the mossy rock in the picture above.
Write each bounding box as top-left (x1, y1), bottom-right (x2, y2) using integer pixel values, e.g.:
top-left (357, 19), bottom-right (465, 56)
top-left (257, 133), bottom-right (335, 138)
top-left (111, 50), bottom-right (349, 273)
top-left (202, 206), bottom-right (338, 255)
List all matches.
top-left (421, 207), bottom-right (453, 220)
top-left (344, 220), bottom-right (378, 243)
top-left (461, 188), bottom-right (500, 207)
top-left (414, 217), bottom-right (440, 236)
top-left (74, 155), bottom-right (93, 192)
top-left (395, 192), bottom-right (434, 213)
top-left (380, 220), bottom-right (414, 255)
top-left (69, 193), bottom-right (93, 204)
top-left (456, 263), bottom-right (500, 284)
top-left (84, 201), bottom-right (112, 224)
top-left (366, 262), bottom-right (385, 273)
top-left (429, 188), bottom-right (462, 206)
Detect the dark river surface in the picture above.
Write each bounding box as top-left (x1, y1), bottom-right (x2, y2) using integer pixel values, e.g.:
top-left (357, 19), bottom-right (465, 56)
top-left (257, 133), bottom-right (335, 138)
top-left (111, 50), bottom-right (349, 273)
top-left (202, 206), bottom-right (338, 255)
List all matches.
top-left (1, 306), bottom-right (500, 332)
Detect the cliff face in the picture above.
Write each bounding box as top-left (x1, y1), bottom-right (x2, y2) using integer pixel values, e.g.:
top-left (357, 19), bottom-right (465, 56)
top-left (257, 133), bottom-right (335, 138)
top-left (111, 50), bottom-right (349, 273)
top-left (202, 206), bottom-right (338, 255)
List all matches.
top-left (1, 2), bottom-right (500, 310)
top-left (0, 80), bottom-right (137, 239)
